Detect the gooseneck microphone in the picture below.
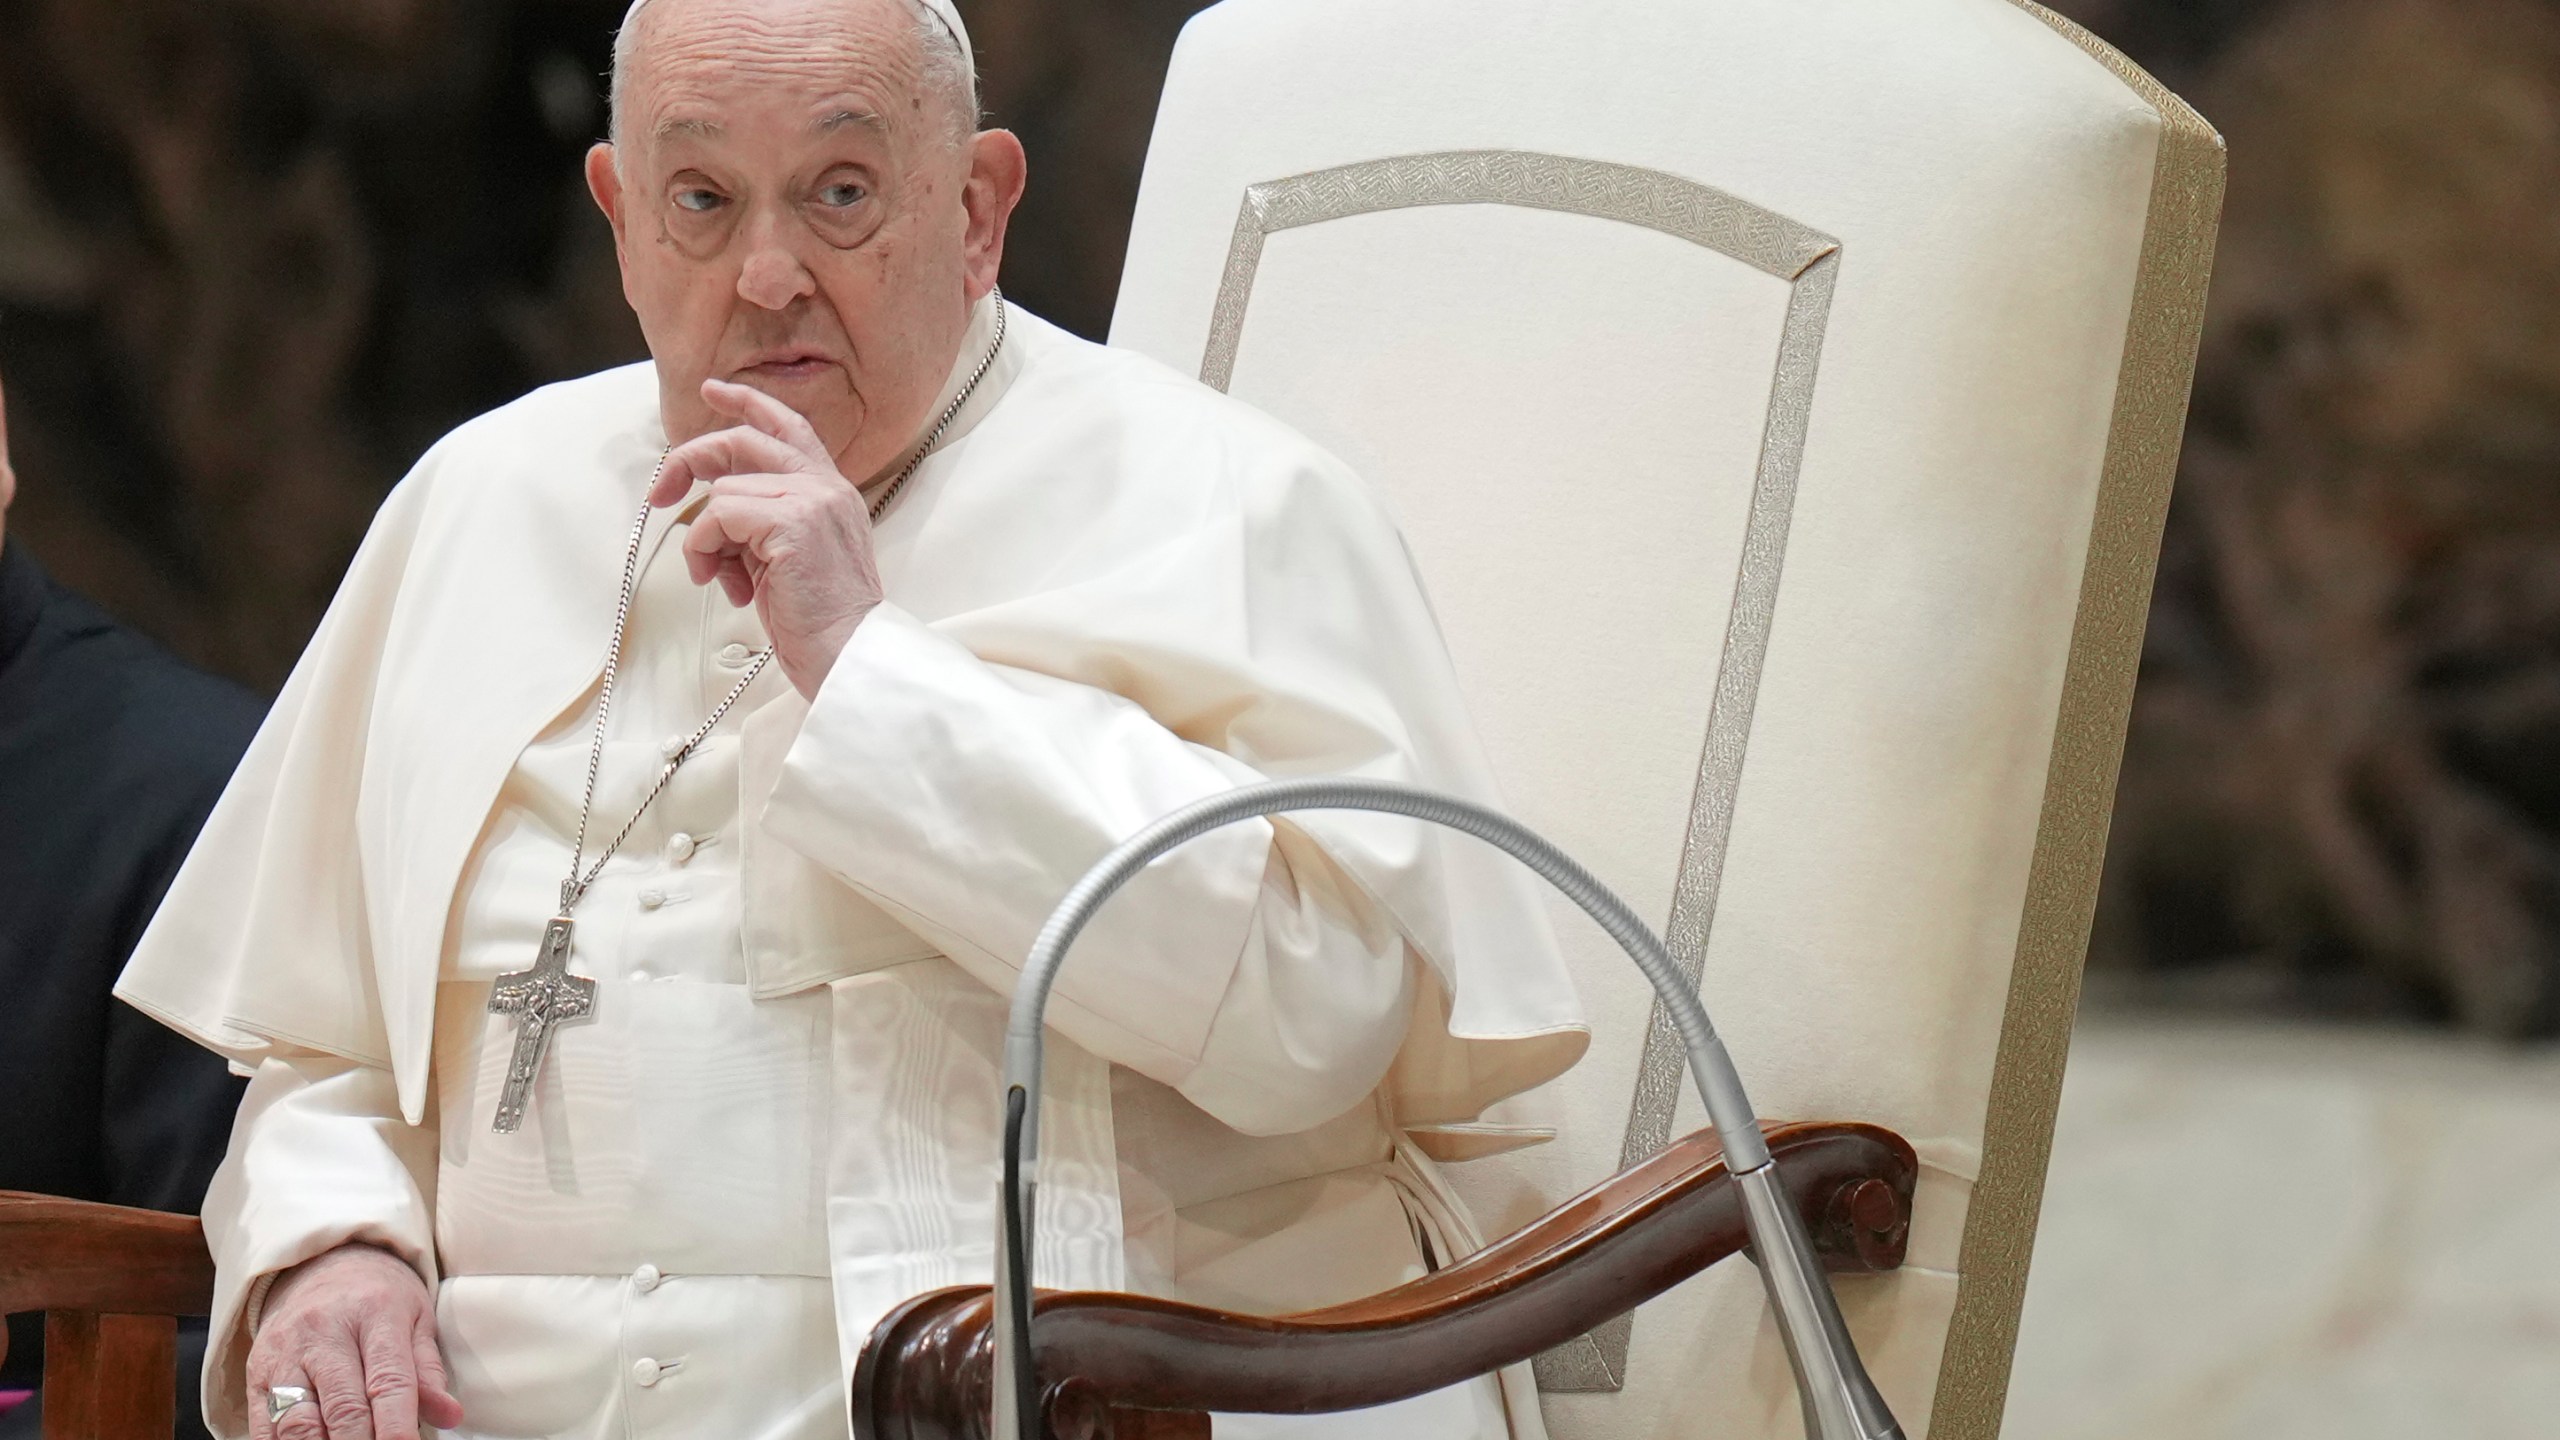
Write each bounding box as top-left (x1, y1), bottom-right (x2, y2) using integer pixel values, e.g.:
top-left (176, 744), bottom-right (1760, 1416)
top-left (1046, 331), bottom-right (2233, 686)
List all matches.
top-left (993, 778), bottom-right (1904, 1440)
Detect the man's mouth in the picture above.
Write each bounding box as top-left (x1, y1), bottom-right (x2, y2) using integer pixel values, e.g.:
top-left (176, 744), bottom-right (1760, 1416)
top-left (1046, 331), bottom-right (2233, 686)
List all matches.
top-left (735, 350), bottom-right (838, 382)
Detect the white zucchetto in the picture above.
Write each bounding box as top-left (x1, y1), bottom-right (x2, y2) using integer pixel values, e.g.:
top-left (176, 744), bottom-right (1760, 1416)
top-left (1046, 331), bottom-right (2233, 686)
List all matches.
top-left (619, 0), bottom-right (974, 81)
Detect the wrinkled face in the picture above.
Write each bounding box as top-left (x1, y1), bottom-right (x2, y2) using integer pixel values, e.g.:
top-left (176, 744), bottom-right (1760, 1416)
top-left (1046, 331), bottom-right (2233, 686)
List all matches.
top-left (591, 0), bottom-right (1009, 482)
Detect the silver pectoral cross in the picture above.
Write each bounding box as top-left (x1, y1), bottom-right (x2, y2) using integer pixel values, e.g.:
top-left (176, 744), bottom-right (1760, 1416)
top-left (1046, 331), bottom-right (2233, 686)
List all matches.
top-left (486, 914), bottom-right (597, 1133)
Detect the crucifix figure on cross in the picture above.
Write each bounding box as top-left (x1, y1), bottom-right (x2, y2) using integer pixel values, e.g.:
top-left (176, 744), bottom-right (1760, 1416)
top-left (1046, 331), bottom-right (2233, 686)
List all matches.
top-left (487, 914), bottom-right (597, 1133)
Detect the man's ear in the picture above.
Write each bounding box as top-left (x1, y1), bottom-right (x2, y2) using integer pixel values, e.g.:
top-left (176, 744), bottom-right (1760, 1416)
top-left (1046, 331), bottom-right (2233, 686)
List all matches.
top-left (961, 129), bottom-right (1028, 301)
top-left (586, 143), bottom-right (629, 260)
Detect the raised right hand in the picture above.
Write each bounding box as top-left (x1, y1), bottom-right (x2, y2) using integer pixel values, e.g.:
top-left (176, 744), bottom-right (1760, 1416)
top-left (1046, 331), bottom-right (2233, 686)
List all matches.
top-left (246, 1243), bottom-right (464, 1440)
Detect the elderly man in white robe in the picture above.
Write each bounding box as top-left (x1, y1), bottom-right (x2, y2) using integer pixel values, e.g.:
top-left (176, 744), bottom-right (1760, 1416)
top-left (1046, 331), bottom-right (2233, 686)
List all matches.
top-left (114, 0), bottom-right (1587, 1437)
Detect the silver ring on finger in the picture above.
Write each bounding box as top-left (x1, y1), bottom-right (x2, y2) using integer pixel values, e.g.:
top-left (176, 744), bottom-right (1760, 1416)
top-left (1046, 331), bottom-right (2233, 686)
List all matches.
top-left (264, 1384), bottom-right (314, 1424)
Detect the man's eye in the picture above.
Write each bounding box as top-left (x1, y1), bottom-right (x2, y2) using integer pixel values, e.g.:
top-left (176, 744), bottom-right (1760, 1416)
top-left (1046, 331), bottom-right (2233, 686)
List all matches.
top-left (674, 189), bottom-right (724, 213)
top-left (817, 183), bottom-right (866, 208)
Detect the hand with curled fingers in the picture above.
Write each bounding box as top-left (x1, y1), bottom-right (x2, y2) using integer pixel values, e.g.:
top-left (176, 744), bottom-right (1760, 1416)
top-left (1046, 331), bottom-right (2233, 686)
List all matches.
top-left (652, 378), bottom-right (888, 699)
top-left (247, 1243), bottom-right (462, 1440)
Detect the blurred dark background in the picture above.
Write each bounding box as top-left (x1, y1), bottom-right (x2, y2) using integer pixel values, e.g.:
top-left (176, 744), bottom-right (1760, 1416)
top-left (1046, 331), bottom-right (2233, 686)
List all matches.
top-left (3, 0), bottom-right (2556, 1035)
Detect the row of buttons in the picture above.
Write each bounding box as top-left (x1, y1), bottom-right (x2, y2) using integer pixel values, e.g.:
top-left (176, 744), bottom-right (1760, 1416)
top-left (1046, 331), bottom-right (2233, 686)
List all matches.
top-left (633, 830), bottom-right (704, 922)
top-left (625, 823), bottom-right (709, 983)
top-left (632, 1265), bottom-right (673, 1388)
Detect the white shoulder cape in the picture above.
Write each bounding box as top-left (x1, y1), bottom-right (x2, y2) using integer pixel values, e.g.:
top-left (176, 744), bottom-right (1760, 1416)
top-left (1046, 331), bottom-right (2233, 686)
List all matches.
top-left (117, 308), bottom-right (1588, 1134)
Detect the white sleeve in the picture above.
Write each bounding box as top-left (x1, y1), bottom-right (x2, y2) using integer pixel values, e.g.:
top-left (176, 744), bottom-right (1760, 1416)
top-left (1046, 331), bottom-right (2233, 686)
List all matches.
top-left (760, 602), bottom-right (1413, 1136)
top-left (1178, 830), bottom-right (1419, 1135)
top-left (196, 1055), bottom-right (438, 1438)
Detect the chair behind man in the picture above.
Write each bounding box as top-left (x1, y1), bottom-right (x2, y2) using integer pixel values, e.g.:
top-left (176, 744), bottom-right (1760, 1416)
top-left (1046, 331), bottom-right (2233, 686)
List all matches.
top-left (1105, 0), bottom-right (2222, 1433)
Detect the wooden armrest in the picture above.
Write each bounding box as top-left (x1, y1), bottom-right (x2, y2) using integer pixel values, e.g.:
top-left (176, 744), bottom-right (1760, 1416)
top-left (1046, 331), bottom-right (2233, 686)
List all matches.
top-left (0, 1191), bottom-right (214, 1323)
top-left (0, 1192), bottom-right (213, 1440)
top-left (851, 1119), bottom-right (1916, 1440)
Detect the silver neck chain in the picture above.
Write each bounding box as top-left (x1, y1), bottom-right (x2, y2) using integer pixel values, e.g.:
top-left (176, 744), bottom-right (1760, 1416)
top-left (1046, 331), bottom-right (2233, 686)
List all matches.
top-left (557, 293), bottom-right (1011, 914)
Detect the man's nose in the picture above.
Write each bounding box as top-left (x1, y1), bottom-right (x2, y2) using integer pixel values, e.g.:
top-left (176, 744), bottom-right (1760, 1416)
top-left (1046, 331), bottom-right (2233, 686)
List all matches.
top-left (736, 210), bottom-right (818, 311)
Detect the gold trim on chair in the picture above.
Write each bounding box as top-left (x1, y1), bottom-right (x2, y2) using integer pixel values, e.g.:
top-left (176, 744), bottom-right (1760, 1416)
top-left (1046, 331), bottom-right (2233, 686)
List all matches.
top-left (1198, 150), bottom-right (1841, 1393)
top-left (1929, 7), bottom-right (2227, 1439)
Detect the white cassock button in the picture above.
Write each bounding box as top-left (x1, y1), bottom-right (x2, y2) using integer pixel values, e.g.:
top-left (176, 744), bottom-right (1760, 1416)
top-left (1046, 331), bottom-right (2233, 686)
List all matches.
top-left (627, 968), bottom-right (649, 983)
top-left (666, 832), bottom-right (696, 865)
top-left (632, 1264), bottom-right (662, 1293)
top-left (631, 1357), bottom-right (662, 1387)
top-left (639, 889), bottom-right (665, 911)
top-left (659, 734), bottom-right (688, 760)
top-left (717, 643), bottom-right (754, 667)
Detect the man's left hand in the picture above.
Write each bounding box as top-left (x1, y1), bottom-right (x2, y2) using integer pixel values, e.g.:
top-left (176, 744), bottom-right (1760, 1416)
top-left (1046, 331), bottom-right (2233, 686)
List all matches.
top-left (653, 378), bottom-right (885, 698)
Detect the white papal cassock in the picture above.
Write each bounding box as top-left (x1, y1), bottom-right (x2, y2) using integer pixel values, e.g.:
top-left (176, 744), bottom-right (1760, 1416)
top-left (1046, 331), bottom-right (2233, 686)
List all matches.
top-left (116, 297), bottom-right (1588, 1439)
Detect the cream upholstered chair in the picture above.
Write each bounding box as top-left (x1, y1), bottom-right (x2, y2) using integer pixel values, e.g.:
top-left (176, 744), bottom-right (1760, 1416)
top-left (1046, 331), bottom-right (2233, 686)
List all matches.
top-left (1105, 1), bottom-right (2223, 1435)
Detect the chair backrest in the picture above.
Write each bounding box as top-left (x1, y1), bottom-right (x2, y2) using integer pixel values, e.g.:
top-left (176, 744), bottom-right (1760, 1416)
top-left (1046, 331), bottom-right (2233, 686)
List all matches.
top-left (1106, 1), bottom-right (2221, 1435)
